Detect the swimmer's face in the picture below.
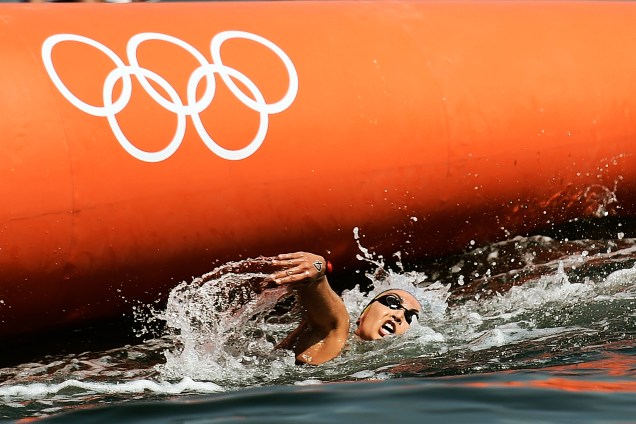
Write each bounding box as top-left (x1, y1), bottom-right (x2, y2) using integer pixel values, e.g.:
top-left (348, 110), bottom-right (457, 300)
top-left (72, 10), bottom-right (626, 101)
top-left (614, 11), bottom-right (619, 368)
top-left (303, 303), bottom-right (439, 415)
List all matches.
top-left (354, 289), bottom-right (421, 341)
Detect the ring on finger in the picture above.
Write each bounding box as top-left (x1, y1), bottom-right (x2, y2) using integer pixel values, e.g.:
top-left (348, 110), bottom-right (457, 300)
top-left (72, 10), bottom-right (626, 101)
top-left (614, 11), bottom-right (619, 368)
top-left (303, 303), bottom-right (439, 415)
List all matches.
top-left (286, 270), bottom-right (293, 276)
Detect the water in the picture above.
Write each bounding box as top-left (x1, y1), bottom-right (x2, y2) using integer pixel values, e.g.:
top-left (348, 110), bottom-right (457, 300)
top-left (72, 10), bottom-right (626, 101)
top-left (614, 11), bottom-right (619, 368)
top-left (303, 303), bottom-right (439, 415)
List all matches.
top-left (1, 226), bottom-right (635, 422)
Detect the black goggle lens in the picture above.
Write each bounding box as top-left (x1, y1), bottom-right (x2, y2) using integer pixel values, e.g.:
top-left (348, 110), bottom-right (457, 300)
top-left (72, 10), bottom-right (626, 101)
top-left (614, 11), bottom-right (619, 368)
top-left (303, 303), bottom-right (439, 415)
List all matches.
top-left (375, 294), bottom-right (419, 324)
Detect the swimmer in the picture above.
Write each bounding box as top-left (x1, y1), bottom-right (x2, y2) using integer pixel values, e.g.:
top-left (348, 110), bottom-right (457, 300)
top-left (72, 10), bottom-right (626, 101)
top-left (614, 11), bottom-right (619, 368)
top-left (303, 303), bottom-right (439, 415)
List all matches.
top-left (265, 251), bottom-right (421, 365)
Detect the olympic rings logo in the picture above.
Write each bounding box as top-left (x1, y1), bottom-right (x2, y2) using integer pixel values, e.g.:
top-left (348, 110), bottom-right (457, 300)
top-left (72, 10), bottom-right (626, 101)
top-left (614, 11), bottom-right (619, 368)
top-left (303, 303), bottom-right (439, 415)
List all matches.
top-left (41, 31), bottom-right (298, 162)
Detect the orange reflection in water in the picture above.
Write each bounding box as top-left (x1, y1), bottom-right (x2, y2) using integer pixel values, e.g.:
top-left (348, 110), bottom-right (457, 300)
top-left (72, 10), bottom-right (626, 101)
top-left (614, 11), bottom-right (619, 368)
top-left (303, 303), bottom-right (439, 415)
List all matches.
top-left (466, 378), bottom-right (636, 393)
top-left (546, 352), bottom-right (636, 378)
top-left (465, 351), bottom-right (636, 393)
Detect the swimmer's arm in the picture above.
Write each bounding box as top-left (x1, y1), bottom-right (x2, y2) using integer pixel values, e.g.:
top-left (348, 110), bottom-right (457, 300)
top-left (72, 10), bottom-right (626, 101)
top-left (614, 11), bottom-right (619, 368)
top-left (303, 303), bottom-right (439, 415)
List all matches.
top-left (290, 275), bottom-right (350, 364)
top-left (271, 252), bottom-right (350, 365)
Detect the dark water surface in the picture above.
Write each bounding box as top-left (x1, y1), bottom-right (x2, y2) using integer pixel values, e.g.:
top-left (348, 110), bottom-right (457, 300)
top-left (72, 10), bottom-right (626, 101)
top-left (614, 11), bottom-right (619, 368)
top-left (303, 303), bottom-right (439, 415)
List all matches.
top-left (1, 223), bottom-right (636, 423)
top-left (36, 349), bottom-right (636, 424)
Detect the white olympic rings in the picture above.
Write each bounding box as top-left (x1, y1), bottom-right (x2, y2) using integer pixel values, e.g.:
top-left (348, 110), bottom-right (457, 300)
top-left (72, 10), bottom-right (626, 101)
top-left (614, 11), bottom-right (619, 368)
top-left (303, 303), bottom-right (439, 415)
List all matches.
top-left (41, 31), bottom-right (298, 162)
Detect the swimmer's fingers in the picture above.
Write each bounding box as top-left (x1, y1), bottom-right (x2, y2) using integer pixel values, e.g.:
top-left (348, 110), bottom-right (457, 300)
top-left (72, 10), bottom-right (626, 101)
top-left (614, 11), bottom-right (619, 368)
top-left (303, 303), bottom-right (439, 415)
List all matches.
top-left (270, 263), bottom-right (308, 279)
top-left (276, 252), bottom-right (306, 260)
top-left (269, 252), bottom-right (327, 285)
top-left (272, 252), bottom-right (305, 263)
top-left (270, 270), bottom-right (314, 286)
top-left (271, 252), bottom-right (308, 269)
top-left (273, 252), bottom-right (325, 265)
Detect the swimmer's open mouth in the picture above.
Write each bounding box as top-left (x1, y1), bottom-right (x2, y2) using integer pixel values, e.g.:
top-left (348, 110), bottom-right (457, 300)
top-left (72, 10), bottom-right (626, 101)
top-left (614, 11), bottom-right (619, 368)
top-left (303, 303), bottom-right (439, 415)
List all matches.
top-left (380, 321), bottom-right (396, 337)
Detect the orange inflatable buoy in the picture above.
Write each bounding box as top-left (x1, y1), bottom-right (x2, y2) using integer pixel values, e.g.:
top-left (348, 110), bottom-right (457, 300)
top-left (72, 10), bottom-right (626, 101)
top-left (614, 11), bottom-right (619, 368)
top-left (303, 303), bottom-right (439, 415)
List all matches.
top-left (1, 1), bottom-right (636, 339)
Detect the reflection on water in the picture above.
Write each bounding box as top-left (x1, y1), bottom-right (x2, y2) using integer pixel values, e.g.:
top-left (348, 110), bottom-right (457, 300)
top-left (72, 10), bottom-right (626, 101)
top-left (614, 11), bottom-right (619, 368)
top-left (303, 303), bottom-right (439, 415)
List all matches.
top-left (1, 230), bottom-right (636, 421)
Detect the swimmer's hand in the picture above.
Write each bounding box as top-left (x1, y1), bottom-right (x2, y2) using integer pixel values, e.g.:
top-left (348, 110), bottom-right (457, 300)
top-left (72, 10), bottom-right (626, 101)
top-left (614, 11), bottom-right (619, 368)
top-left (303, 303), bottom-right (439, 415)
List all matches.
top-left (270, 252), bottom-right (327, 285)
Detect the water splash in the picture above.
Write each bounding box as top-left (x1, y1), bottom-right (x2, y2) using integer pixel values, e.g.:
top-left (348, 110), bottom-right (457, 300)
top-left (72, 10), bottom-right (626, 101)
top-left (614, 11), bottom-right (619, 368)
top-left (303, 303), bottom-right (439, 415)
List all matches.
top-left (150, 233), bottom-right (636, 385)
top-left (2, 233), bottom-right (635, 420)
top-left (151, 239), bottom-right (455, 386)
top-left (156, 261), bottom-right (297, 385)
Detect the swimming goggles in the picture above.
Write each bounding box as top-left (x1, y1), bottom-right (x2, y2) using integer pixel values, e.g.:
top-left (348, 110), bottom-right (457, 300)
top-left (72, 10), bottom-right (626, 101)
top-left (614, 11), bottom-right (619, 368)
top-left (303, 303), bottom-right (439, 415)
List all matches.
top-left (371, 293), bottom-right (419, 324)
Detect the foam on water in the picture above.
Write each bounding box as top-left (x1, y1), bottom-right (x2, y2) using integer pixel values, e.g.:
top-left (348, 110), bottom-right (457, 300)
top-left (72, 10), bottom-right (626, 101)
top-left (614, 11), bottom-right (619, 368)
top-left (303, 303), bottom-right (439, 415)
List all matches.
top-left (0, 377), bottom-right (222, 398)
